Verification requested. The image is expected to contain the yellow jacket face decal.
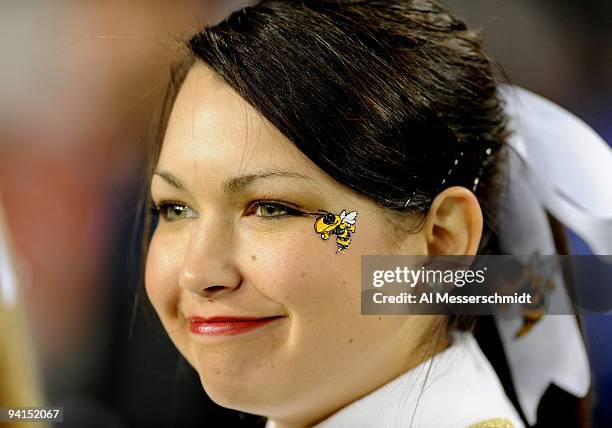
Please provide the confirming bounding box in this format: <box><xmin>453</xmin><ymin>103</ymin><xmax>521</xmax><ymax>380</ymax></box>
<box><xmin>313</xmin><ymin>210</ymin><xmax>357</xmax><ymax>253</ymax></box>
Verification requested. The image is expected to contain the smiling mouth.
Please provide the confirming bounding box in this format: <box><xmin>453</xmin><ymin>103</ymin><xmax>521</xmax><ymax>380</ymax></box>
<box><xmin>187</xmin><ymin>316</ymin><xmax>285</xmax><ymax>336</ymax></box>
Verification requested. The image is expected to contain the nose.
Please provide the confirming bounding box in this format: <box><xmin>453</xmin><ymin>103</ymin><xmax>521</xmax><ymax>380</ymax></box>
<box><xmin>178</xmin><ymin>222</ymin><xmax>242</xmax><ymax>298</ymax></box>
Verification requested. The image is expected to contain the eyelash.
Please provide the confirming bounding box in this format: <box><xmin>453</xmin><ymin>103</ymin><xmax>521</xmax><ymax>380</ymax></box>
<box><xmin>150</xmin><ymin>200</ymin><xmax>193</xmax><ymax>222</ymax></box>
<box><xmin>149</xmin><ymin>199</ymin><xmax>304</xmax><ymax>222</ymax></box>
<box><xmin>249</xmin><ymin>200</ymin><xmax>304</xmax><ymax>220</ymax></box>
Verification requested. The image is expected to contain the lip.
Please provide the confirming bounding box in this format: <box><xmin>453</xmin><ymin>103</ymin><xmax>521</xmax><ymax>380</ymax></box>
<box><xmin>187</xmin><ymin>316</ymin><xmax>285</xmax><ymax>336</ymax></box>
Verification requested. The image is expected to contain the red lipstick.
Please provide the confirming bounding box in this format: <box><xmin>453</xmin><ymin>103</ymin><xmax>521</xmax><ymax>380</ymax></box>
<box><xmin>187</xmin><ymin>316</ymin><xmax>283</xmax><ymax>336</ymax></box>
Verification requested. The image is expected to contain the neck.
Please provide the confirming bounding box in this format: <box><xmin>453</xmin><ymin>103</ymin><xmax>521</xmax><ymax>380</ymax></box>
<box><xmin>267</xmin><ymin>323</ymin><xmax>452</xmax><ymax>428</ymax></box>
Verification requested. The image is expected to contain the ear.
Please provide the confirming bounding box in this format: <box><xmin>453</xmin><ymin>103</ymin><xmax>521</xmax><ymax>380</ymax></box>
<box><xmin>422</xmin><ymin>186</ymin><xmax>483</xmax><ymax>256</ymax></box>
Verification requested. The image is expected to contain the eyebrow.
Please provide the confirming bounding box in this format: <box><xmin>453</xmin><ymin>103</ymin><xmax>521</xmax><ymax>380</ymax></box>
<box><xmin>154</xmin><ymin>170</ymin><xmax>187</xmax><ymax>191</ymax></box>
<box><xmin>153</xmin><ymin>169</ymin><xmax>313</xmax><ymax>194</ymax></box>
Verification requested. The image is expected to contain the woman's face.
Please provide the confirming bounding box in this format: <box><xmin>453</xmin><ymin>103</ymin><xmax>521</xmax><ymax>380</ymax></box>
<box><xmin>146</xmin><ymin>62</ymin><xmax>436</xmax><ymax>424</ymax></box>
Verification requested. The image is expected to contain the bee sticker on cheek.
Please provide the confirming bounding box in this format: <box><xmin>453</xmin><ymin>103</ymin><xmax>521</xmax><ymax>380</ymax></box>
<box><xmin>313</xmin><ymin>210</ymin><xmax>357</xmax><ymax>254</ymax></box>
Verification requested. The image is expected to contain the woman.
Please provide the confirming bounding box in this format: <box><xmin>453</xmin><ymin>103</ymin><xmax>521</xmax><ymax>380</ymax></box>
<box><xmin>143</xmin><ymin>1</ymin><xmax>587</xmax><ymax>426</ymax></box>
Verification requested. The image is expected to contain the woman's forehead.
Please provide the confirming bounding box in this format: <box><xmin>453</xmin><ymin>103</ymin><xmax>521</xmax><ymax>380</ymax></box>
<box><xmin>157</xmin><ymin>62</ymin><xmax>335</xmax><ymax>190</ymax></box>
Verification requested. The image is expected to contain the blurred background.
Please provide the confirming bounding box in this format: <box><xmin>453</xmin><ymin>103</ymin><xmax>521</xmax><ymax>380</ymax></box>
<box><xmin>0</xmin><ymin>0</ymin><xmax>610</xmax><ymax>427</ymax></box>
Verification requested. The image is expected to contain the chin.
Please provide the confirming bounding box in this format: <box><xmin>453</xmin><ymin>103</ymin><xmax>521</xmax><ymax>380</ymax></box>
<box><xmin>197</xmin><ymin>370</ymin><xmax>279</xmax><ymax>415</ymax></box>
<box><xmin>185</xmin><ymin>334</ymin><xmax>295</xmax><ymax>414</ymax></box>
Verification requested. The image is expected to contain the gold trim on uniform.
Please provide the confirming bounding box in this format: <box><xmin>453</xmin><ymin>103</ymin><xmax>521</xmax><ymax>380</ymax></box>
<box><xmin>467</xmin><ymin>418</ymin><xmax>516</xmax><ymax>428</ymax></box>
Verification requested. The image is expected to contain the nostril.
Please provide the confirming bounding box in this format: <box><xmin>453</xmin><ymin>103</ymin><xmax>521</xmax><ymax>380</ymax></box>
<box><xmin>203</xmin><ymin>285</ymin><xmax>226</xmax><ymax>293</ymax></box>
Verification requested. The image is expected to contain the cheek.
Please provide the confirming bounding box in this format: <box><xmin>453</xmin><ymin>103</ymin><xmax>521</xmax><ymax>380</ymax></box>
<box><xmin>243</xmin><ymin>218</ymin><xmax>402</xmax><ymax>335</ymax></box>
<box><xmin>240</xmin><ymin>221</ymin><xmax>406</xmax><ymax>372</ymax></box>
<box><xmin>242</xmin><ymin>224</ymin><xmax>361</xmax><ymax>315</ymax></box>
<box><xmin>145</xmin><ymin>232</ymin><xmax>181</xmax><ymax>321</ymax></box>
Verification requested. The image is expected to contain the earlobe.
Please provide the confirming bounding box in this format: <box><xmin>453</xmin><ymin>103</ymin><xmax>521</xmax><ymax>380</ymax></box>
<box><xmin>423</xmin><ymin>186</ymin><xmax>483</xmax><ymax>256</ymax></box>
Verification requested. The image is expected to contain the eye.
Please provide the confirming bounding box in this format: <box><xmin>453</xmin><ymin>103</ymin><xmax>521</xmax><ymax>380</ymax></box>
<box><xmin>250</xmin><ymin>201</ymin><xmax>302</xmax><ymax>220</ymax></box>
<box><xmin>151</xmin><ymin>201</ymin><xmax>198</xmax><ymax>222</ymax></box>
<box><xmin>323</xmin><ymin>214</ymin><xmax>336</xmax><ymax>224</ymax></box>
